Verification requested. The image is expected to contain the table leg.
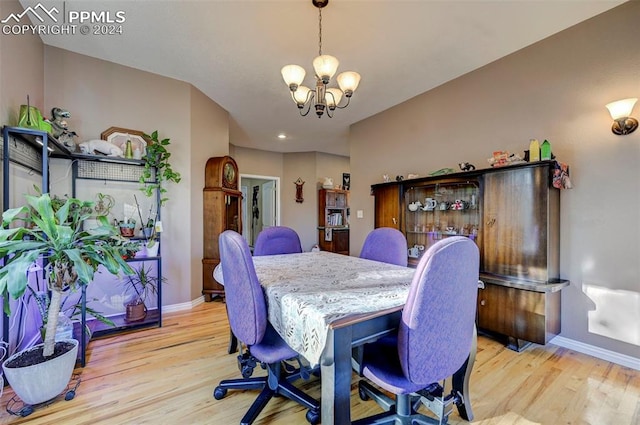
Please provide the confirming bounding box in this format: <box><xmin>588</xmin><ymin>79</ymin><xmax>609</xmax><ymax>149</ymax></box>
<box><xmin>321</xmin><ymin>326</ymin><xmax>353</xmax><ymax>425</ymax></box>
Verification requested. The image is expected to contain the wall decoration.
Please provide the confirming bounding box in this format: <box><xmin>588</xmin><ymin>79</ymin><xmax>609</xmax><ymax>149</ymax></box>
<box><xmin>294</xmin><ymin>177</ymin><xmax>305</xmax><ymax>203</ymax></box>
<box><xmin>342</xmin><ymin>173</ymin><xmax>350</xmax><ymax>191</ymax></box>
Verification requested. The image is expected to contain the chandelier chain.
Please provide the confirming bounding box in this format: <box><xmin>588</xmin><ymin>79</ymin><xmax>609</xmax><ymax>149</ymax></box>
<box><xmin>318</xmin><ymin>8</ymin><xmax>322</xmax><ymax>56</ymax></box>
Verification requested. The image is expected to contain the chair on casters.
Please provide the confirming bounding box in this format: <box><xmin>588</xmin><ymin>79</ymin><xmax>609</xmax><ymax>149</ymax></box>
<box><xmin>353</xmin><ymin>236</ymin><xmax>479</xmax><ymax>425</ymax></box>
<box><xmin>253</xmin><ymin>226</ymin><xmax>302</xmax><ymax>256</ymax></box>
<box><xmin>214</xmin><ymin>230</ymin><xmax>320</xmax><ymax>425</ymax></box>
<box><xmin>360</xmin><ymin>227</ymin><xmax>408</xmax><ymax>267</ymax></box>
<box><xmin>227</xmin><ymin>226</ymin><xmax>302</xmax><ymax>355</ymax></box>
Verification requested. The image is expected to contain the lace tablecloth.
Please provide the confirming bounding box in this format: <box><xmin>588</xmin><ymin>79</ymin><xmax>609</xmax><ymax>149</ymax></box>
<box><xmin>251</xmin><ymin>251</ymin><xmax>415</xmax><ymax>365</ymax></box>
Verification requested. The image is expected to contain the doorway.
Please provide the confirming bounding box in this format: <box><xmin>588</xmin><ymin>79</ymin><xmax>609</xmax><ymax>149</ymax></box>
<box><xmin>240</xmin><ymin>174</ymin><xmax>280</xmax><ymax>247</ymax></box>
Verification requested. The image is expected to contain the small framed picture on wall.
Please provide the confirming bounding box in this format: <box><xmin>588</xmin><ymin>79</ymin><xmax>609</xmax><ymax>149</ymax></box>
<box><xmin>342</xmin><ymin>173</ymin><xmax>350</xmax><ymax>191</ymax></box>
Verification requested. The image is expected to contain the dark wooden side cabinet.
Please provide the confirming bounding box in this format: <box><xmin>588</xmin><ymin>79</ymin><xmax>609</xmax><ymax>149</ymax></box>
<box><xmin>371</xmin><ymin>183</ymin><xmax>401</xmax><ymax>229</ymax></box>
<box><xmin>202</xmin><ymin>156</ymin><xmax>242</xmax><ymax>301</ymax></box>
<box><xmin>371</xmin><ymin>161</ymin><xmax>568</xmax><ymax>350</ymax></box>
<box><xmin>318</xmin><ymin>188</ymin><xmax>350</xmax><ymax>255</ymax></box>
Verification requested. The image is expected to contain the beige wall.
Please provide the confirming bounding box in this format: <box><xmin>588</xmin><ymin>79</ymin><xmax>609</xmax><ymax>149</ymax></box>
<box><xmin>350</xmin><ymin>2</ymin><xmax>640</xmax><ymax>359</ymax></box>
<box><xmin>231</xmin><ymin>147</ymin><xmax>349</xmax><ymax>251</ymax></box>
<box><xmin>190</xmin><ymin>86</ymin><xmax>229</xmax><ymax>300</ymax></box>
<box><xmin>41</xmin><ymin>47</ymin><xmax>229</xmax><ymax>306</ymax></box>
<box><xmin>231</xmin><ymin>145</ymin><xmax>283</xmax><ymax>177</ymax></box>
<box><xmin>282</xmin><ymin>152</ymin><xmax>318</xmax><ymax>251</ymax></box>
<box><xmin>0</xmin><ymin>1</ymin><xmax>44</xmax><ymax>127</ymax></box>
<box><xmin>315</xmin><ymin>152</ymin><xmax>350</xmax><ymax>191</ymax></box>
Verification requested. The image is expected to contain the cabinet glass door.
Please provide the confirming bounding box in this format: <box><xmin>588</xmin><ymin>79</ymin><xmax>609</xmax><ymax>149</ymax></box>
<box><xmin>225</xmin><ymin>194</ymin><xmax>240</xmax><ymax>232</ymax></box>
<box><xmin>404</xmin><ymin>180</ymin><xmax>480</xmax><ymax>266</ymax></box>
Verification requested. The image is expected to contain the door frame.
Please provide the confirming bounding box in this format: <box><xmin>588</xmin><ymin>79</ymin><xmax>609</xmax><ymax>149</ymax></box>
<box><xmin>239</xmin><ymin>174</ymin><xmax>281</xmax><ymax>243</ymax></box>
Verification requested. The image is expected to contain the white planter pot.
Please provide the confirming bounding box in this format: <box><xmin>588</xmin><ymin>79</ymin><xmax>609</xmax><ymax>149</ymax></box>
<box><xmin>145</xmin><ymin>241</ymin><xmax>159</xmax><ymax>257</ymax></box>
<box><xmin>134</xmin><ymin>241</ymin><xmax>159</xmax><ymax>258</ymax></box>
<box><xmin>2</xmin><ymin>339</ymin><xmax>78</xmax><ymax>405</ymax></box>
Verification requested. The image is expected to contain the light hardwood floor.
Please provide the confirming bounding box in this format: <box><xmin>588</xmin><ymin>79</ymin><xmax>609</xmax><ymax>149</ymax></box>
<box><xmin>0</xmin><ymin>301</ymin><xmax>637</xmax><ymax>425</ymax></box>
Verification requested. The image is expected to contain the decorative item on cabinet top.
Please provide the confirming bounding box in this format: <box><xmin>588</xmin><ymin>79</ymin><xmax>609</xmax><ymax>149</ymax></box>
<box><xmin>205</xmin><ymin>156</ymin><xmax>239</xmax><ymax>191</ymax></box>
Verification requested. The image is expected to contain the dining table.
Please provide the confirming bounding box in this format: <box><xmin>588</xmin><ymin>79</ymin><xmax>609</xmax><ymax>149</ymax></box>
<box><xmin>215</xmin><ymin>250</ymin><xmax>476</xmax><ymax>425</ymax></box>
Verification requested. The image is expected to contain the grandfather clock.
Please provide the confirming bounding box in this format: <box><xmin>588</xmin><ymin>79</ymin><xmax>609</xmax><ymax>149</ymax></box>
<box><xmin>202</xmin><ymin>156</ymin><xmax>242</xmax><ymax>301</ymax></box>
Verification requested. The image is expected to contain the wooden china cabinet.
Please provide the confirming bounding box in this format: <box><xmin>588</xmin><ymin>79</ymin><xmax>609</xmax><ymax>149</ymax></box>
<box><xmin>202</xmin><ymin>156</ymin><xmax>242</xmax><ymax>301</ymax></box>
<box><xmin>371</xmin><ymin>161</ymin><xmax>569</xmax><ymax>350</ymax></box>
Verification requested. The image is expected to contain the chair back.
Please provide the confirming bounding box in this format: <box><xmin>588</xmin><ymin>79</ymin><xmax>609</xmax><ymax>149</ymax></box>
<box><xmin>254</xmin><ymin>226</ymin><xmax>302</xmax><ymax>256</ymax></box>
<box><xmin>398</xmin><ymin>236</ymin><xmax>479</xmax><ymax>385</ymax></box>
<box><xmin>219</xmin><ymin>230</ymin><xmax>267</xmax><ymax>346</ymax></box>
<box><xmin>360</xmin><ymin>227</ymin><xmax>408</xmax><ymax>267</ymax></box>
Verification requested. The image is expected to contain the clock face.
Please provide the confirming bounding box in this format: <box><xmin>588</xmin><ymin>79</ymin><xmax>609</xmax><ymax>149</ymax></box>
<box><xmin>223</xmin><ymin>162</ymin><xmax>236</xmax><ymax>186</ymax></box>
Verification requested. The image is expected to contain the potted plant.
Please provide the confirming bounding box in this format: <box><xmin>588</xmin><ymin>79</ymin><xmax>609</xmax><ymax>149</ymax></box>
<box><xmin>0</xmin><ymin>193</ymin><xmax>138</xmax><ymax>406</ymax></box>
<box><xmin>123</xmin><ymin>263</ymin><xmax>166</xmax><ymax>322</ymax></box>
<box><xmin>140</xmin><ymin>130</ymin><xmax>182</xmax><ymax>206</ymax></box>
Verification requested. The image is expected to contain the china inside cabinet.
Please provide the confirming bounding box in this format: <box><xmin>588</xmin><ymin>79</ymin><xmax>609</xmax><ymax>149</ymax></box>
<box><xmin>403</xmin><ymin>179</ymin><xmax>480</xmax><ymax>267</ymax></box>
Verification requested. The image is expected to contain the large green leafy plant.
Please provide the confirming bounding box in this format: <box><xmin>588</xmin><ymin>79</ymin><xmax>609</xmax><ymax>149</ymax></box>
<box><xmin>0</xmin><ymin>193</ymin><xmax>138</xmax><ymax>359</ymax></box>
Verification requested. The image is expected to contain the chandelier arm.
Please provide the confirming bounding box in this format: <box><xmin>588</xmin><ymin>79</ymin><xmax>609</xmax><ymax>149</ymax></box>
<box><xmin>335</xmin><ymin>95</ymin><xmax>352</xmax><ymax>110</ymax></box>
<box><xmin>325</xmin><ymin>107</ymin><xmax>334</xmax><ymax>118</ymax></box>
<box><xmin>299</xmin><ymin>92</ymin><xmax>314</xmax><ymax>117</ymax></box>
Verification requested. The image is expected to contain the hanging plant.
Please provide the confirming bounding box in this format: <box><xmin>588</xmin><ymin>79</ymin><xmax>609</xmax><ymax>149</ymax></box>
<box><xmin>140</xmin><ymin>130</ymin><xmax>182</xmax><ymax>206</ymax></box>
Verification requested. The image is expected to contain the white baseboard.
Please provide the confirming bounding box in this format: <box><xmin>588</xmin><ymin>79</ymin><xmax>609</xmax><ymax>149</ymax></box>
<box><xmin>162</xmin><ymin>296</ymin><xmax>205</xmax><ymax>313</ymax></box>
<box><xmin>550</xmin><ymin>336</ymin><xmax>640</xmax><ymax>371</ymax></box>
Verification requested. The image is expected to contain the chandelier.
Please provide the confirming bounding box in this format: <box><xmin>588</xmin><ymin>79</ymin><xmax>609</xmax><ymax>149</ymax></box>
<box><xmin>281</xmin><ymin>0</ymin><xmax>361</xmax><ymax>118</ymax></box>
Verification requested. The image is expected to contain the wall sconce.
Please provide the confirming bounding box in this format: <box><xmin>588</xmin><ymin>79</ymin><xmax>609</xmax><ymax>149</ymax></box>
<box><xmin>605</xmin><ymin>98</ymin><xmax>638</xmax><ymax>135</ymax></box>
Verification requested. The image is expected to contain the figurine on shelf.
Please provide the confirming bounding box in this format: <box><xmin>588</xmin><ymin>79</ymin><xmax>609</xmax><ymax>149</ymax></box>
<box><xmin>79</xmin><ymin>139</ymin><xmax>123</xmax><ymax>156</ymax></box>
<box><xmin>48</xmin><ymin>107</ymin><xmax>78</xmax><ymax>147</ymax></box>
<box><xmin>459</xmin><ymin>162</ymin><xmax>476</xmax><ymax>171</ymax></box>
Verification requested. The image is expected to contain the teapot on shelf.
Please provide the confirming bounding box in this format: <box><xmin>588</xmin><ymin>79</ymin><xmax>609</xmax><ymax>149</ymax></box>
<box><xmin>408</xmin><ymin>201</ymin><xmax>422</xmax><ymax>211</ymax></box>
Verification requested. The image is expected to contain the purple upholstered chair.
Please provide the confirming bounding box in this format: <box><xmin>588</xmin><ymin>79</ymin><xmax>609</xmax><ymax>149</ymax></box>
<box><xmin>360</xmin><ymin>227</ymin><xmax>408</xmax><ymax>267</ymax></box>
<box><xmin>353</xmin><ymin>236</ymin><xmax>479</xmax><ymax>425</ymax></box>
<box><xmin>227</xmin><ymin>226</ymin><xmax>302</xmax><ymax>354</ymax></box>
<box><xmin>214</xmin><ymin>230</ymin><xmax>320</xmax><ymax>425</ymax></box>
<box><xmin>253</xmin><ymin>226</ymin><xmax>302</xmax><ymax>256</ymax></box>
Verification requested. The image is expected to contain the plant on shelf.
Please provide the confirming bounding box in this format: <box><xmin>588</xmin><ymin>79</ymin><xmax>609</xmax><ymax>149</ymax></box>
<box><xmin>0</xmin><ymin>192</ymin><xmax>139</xmax><ymax>406</ymax></box>
<box><xmin>133</xmin><ymin>194</ymin><xmax>159</xmax><ymax>256</ymax></box>
<box><xmin>84</xmin><ymin>192</ymin><xmax>115</xmax><ymax>231</ymax></box>
<box><xmin>140</xmin><ymin>130</ymin><xmax>182</xmax><ymax>206</ymax></box>
<box><xmin>123</xmin><ymin>263</ymin><xmax>167</xmax><ymax>322</ymax></box>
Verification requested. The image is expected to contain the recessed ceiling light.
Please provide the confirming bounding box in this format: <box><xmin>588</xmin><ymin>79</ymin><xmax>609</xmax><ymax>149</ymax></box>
<box><xmin>277</xmin><ymin>133</ymin><xmax>287</xmax><ymax>139</ymax></box>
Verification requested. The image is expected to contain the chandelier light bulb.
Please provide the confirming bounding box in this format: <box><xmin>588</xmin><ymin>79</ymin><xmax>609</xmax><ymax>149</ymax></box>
<box><xmin>313</xmin><ymin>55</ymin><xmax>339</xmax><ymax>84</ymax></box>
<box><xmin>281</xmin><ymin>65</ymin><xmax>306</xmax><ymax>91</ymax></box>
<box><xmin>325</xmin><ymin>88</ymin><xmax>343</xmax><ymax>109</ymax></box>
<box><xmin>337</xmin><ymin>71</ymin><xmax>361</xmax><ymax>97</ymax></box>
<box><xmin>293</xmin><ymin>86</ymin><xmax>312</xmax><ymax>107</ymax></box>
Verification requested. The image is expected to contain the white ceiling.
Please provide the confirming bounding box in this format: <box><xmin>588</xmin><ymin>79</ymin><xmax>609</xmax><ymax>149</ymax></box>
<box><xmin>20</xmin><ymin>0</ymin><xmax>626</xmax><ymax>156</ymax></box>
